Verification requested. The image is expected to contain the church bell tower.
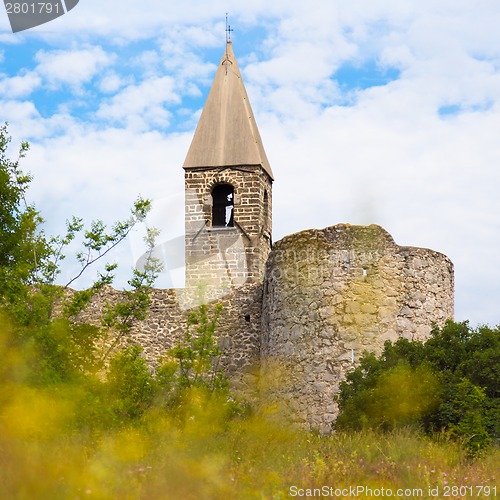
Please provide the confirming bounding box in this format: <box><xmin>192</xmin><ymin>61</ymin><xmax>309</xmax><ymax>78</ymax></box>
<box><xmin>183</xmin><ymin>40</ymin><xmax>274</xmax><ymax>289</ymax></box>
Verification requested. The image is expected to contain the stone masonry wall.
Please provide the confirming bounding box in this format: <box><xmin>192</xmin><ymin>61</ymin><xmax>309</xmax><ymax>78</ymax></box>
<box><xmin>260</xmin><ymin>224</ymin><xmax>454</xmax><ymax>433</ymax></box>
<box><xmin>184</xmin><ymin>165</ymin><xmax>272</xmax><ymax>288</ymax></box>
<box><xmin>76</xmin><ymin>283</ymin><xmax>263</xmax><ymax>390</ymax></box>
<box><xmin>72</xmin><ymin>223</ymin><xmax>453</xmax><ymax>432</ymax></box>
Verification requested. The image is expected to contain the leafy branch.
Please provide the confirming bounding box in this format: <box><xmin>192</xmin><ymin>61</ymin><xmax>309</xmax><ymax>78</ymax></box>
<box><xmin>64</xmin><ymin>198</ymin><xmax>151</xmax><ymax>288</ymax></box>
<box><xmin>165</xmin><ymin>303</ymin><xmax>228</xmax><ymax>392</ymax></box>
<box><xmin>99</xmin><ymin>227</ymin><xmax>163</xmax><ymax>361</ymax></box>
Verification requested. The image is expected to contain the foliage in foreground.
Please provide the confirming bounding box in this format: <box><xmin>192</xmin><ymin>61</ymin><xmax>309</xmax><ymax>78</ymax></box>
<box><xmin>336</xmin><ymin>320</ymin><xmax>500</xmax><ymax>458</ymax></box>
<box><xmin>1</xmin><ymin>364</ymin><xmax>498</xmax><ymax>499</ymax></box>
<box><xmin>0</xmin><ymin>123</ymin><xmax>165</xmax><ymax>385</ymax></box>
<box><xmin>1</xmin><ymin>308</ymin><xmax>499</xmax><ymax>498</ymax></box>
<box><xmin>1</xmin><ymin>124</ymin><xmax>498</xmax><ymax>497</ymax></box>
<box><xmin>1</xmin><ymin>306</ymin><xmax>499</xmax><ymax>498</ymax></box>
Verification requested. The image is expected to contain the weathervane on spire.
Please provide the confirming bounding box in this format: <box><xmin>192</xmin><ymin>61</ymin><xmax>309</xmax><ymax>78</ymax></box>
<box><xmin>225</xmin><ymin>13</ymin><xmax>234</xmax><ymax>42</ymax></box>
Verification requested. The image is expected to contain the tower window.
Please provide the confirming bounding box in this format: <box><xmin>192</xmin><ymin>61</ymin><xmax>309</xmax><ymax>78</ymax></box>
<box><xmin>212</xmin><ymin>184</ymin><xmax>234</xmax><ymax>227</ymax></box>
<box><xmin>263</xmin><ymin>190</ymin><xmax>269</xmax><ymax>229</ymax></box>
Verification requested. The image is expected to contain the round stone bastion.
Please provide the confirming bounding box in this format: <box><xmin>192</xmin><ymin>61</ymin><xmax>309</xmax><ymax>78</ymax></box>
<box><xmin>260</xmin><ymin>224</ymin><xmax>454</xmax><ymax>433</ymax></box>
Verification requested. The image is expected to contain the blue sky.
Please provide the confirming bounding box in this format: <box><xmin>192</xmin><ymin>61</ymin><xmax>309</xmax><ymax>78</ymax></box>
<box><xmin>1</xmin><ymin>1</ymin><xmax>500</xmax><ymax>326</ymax></box>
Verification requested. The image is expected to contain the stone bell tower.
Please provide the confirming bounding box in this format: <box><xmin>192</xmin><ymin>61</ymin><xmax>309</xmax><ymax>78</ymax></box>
<box><xmin>183</xmin><ymin>40</ymin><xmax>274</xmax><ymax>290</ymax></box>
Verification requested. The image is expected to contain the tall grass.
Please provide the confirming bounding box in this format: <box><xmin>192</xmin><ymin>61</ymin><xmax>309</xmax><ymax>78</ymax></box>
<box><xmin>1</xmin><ymin>386</ymin><xmax>497</xmax><ymax>499</ymax></box>
<box><xmin>1</xmin><ymin>313</ymin><xmax>497</xmax><ymax>498</ymax></box>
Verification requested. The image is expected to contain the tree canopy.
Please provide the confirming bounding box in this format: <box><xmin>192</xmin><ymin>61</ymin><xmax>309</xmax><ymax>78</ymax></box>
<box><xmin>336</xmin><ymin>320</ymin><xmax>500</xmax><ymax>457</ymax></box>
<box><xmin>0</xmin><ymin>123</ymin><xmax>230</xmax><ymax>428</ymax></box>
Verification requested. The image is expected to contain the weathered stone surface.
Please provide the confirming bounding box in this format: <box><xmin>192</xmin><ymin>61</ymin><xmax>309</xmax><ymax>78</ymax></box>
<box><xmin>74</xmin><ymin>284</ymin><xmax>263</xmax><ymax>390</ymax></box>
<box><xmin>260</xmin><ymin>224</ymin><xmax>454</xmax><ymax>433</ymax></box>
<box><xmin>72</xmin><ymin>223</ymin><xmax>453</xmax><ymax>434</ymax></box>
<box><xmin>184</xmin><ymin>166</ymin><xmax>272</xmax><ymax>288</ymax></box>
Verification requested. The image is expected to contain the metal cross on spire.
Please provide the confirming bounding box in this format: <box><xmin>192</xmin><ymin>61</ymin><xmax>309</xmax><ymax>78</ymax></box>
<box><xmin>225</xmin><ymin>13</ymin><xmax>234</xmax><ymax>42</ymax></box>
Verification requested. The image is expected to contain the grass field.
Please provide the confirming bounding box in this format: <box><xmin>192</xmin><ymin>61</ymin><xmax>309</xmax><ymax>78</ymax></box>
<box><xmin>1</xmin><ymin>389</ymin><xmax>497</xmax><ymax>499</ymax></box>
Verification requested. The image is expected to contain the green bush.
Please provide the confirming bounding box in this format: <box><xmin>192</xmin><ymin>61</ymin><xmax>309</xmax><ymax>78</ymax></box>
<box><xmin>107</xmin><ymin>345</ymin><xmax>156</xmax><ymax>422</ymax></box>
<box><xmin>336</xmin><ymin>320</ymin><xmax>500</xmax><ymax>457</ymax></box>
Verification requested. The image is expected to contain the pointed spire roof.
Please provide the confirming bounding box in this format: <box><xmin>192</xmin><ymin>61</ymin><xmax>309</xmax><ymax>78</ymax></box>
<box><xmin>183</xmin><ymin>41</ymin><xmax>274</xmax><ymax>179</ymax></box>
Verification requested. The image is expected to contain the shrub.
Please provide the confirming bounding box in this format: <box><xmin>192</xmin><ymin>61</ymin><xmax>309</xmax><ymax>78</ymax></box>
<box><xmin>336</xmin><ymin>321</ymin><xmax>499</xmax><ymax>458</ymax></box>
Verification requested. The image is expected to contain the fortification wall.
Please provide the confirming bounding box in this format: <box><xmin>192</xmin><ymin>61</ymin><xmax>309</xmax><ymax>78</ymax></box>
<box><xmin>76</xmin><ymin>284</ymin><xmax>263</xmax><ymax>388</ymax></box>
<box><xmin>260</xmin><ymin>224</ymin><xmax>454</xmax><ymax>433</ymax></box>
<box><xmin>72</xmin><ymin>223</ymin><xmax>454</xmax><ymax>432</ymax></box>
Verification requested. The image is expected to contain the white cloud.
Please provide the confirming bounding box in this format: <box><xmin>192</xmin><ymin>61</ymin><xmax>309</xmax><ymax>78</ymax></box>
<box><xmin>35</xmin><ymin>46</ymin><xmax>114</xmax><ymax>89</ymax></box>
<box><xmin>96</xmin><ymin>76</ymin><xmax>179</xmax><ymax>130</ymax></box>
<box><xmin>0</xmin><ymin>100</ymin><xmax>41</xmax><ymax>129</ymax></box>
<box><xmin>130</xmin><ymin>50</ymin><xmax>161</xmax><ymax>75</ymax></box>
<box><xmin>158</xmin><ymin>34</ymin><xmax>218</xmax><ymax>83</ymax></box>
<box><xmin>98</xmin><ymin>72</ymin><xmax>127</xmax><ymax>93</ymax></box>
<box><xmin>0</xmin><ymin>31</ymin><xmax>24</xmax><ymax>44</ymax></box>
<box><xmin>0</xmin><ymin>72</ymin><xmax>41</xmax><ymax>98</ymax></box>
<box><xmin>23</xmin><ymin>125</ymin><xmax>190</xmax><ymax>288</ymax></box>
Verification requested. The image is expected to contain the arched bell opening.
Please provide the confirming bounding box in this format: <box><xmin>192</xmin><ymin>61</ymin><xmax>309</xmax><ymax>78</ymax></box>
<box><xmin>212</xmin><ymin>183</ymin><xmax>234</xmax><ymax>227</ymax></box>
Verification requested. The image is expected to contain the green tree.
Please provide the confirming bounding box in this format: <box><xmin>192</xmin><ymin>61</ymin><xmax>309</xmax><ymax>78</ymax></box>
<box><xmin>438</xmin><ymin>378</ymin><xmax>491</xmax><ymax>457</ymax></box>
<box><xmin>166</xmin><ymin>303</ymin><xmax>227</xmax><ymax>391</ymax></box>
<box><xmin>336</xmin><ymin>321</ymin><xmax>500</xmax><ymax>458</ymax></box>
<box><xmin>0</xmin><ymin>123</ymin><xmax>55</xmax><ymax>324</ymax></box>
<box><xmin>106</xmin><ymin>345</ymin><xmax>156</xmax><ymax>421</ymax></box>
<box><xmin>0</xmin><ymin>123</ymin><xmax>160</xmax><ymax>386</ymax></box>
